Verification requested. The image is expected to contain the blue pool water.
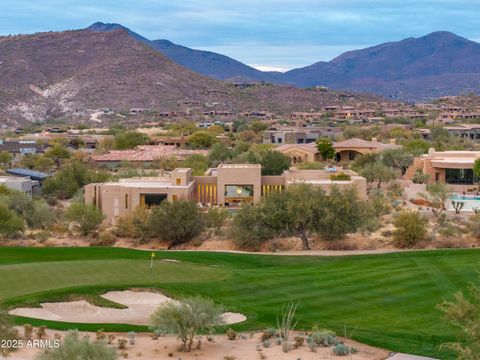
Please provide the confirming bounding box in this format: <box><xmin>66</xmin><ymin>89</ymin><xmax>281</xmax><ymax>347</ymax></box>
<box><xmin>449</xmin><ymin>195</ymin><xmax>480</xmax><ymax>212</ymax></box>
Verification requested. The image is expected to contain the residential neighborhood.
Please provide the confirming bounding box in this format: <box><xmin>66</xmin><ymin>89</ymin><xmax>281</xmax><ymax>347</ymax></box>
<box><xmin>2</xmin><ymin>1</ymin><xmax>480</xmax><ymax>360</ymax></box>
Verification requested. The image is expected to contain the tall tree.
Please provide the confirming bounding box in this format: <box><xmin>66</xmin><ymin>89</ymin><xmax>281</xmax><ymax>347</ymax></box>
<box><xmin>316</xmin><ymin>138</ymin><xmax>335</xmax><ymax>160</ymax></box>
<box><xmin>381</xmin><ymin>148</ymin><xmax>413</xmax><ymax>175</ymax></box>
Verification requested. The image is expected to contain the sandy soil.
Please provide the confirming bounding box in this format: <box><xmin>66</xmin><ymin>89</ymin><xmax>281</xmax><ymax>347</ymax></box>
<box><xmin>9</xmin><ymin>290</ymin><xmax>246</xmax><ymax>326</ymax></box>
<box><xmin>10</xmin><ymin>328</ymin><xmax>391</xmax><ymax>360</ymax></box>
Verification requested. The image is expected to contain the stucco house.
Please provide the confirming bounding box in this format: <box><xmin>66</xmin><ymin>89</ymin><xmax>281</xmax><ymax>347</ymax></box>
<box><xmin>85</xmin><ymin>164</ymin><xmax>366</xmax><ymax>224</ymax></box>
<box><xmin>333</xmin><ymin>138</ymin><xmax>400</xmax><ymax>162</ymax></box>
<box><xmin>404</xmin><ymin>148</ymin><xmax>480</xmax><ymax>191</ymax></box>
<box><xmin>274</xmin><ymin>144</ymin><xmax>320</xmax><ymax>163</ymax></box>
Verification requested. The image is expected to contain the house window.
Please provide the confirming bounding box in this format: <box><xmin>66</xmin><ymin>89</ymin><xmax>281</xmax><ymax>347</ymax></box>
<box><xmin>176</xmin><ymin>178</ymin><xmax>181</xmax><ymax>185</ymax></box>
<box><xmin>224</xmin><ymin>185</ymin><xmax>254</xmax><ymax>206</ymax></box>
<box><xmin>140</xmin><ymin>194</ymin><xmax>167</xmax><ymax>207</ymax></box>
<box><xmin>349</xmin><ymin>151</ymin><xmax>356</xmax><ymax>160</ymax></box>
<box><xmin>125</xmin><ymin>194</ymin><xmax>128</xmax><ymax>209</ymax></box>
<box><xmin>445</xmin><ymin>169</ymin><xmax>476</xmax><ymax>184</ymax></box>
<box><xmin>172</xmin><ymin>195</ymin><xmax>177</xmax><ymax>201</ymax></box>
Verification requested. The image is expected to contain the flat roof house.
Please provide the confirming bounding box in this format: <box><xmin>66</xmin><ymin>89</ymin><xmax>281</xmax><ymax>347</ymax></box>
<box><xmin>404</xmin><ymin>149</ymin><xmax>480</xmax><ymax>190</ymax></box>
<box><xmin>86</xmin><ymin>164</ymin><xmax>366</xmax><ymax>224</ymax></box>
<box><xmin>0</xmin><ymin>176</ymin><xmax>38</xmax><ymax>196</ymax></box>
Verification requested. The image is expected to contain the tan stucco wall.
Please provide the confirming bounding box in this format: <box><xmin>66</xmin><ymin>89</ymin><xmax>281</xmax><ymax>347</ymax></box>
<box><xmin>278</xmin><ymin>147</ymin><xmax>318</xmax><ymax>163</ymax></box>
<box><xmin>216</xmin><ymin>165</ymin><xmax>262</xmax><ymax>205</ymax></box>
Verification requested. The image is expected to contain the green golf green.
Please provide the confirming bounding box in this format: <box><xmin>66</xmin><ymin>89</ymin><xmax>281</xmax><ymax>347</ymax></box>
<box><xmin>1</xmin><ymin>247</ymin><xmax>478</xmax><ymax>359</ymax></box>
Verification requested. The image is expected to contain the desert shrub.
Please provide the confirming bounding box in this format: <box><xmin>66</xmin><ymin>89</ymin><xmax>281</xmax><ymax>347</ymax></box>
<box><xmin>296</xmin><ymin>162</ymin><xmax>323</xmax><ymax>170</ymax></box>
<box><xmin>90</xmin><ymin>231</ymin><xmax>117</xmax><ymax>246</ymax></box>
<box><xmin>148</xmin><ymin>201</ymin><xmax>204</xmax><ymax>248</ymax></box>
<box><xmin>36</xmin><ymin>326</ymin><xmax>46</xmax><ymax>339</ymax></box>
<box><xmin>294</xmin><ymin>335</ymin><xmax>305</xmax><ymax>348</ymax></box>
<box><xmin>468</xmin><ymin>213</ymin><xmax>480</xmax><ymax>239</ymax></box>
<box><xmin>438</xmin><ymin>222</ymin><xmax>462</xmax><ymax>239</ymax></box>
<box><xmin>231</xmin><ymin>204</ymin><xmax>273</xmax><ymax>250</ymax></box>
<box><xmin>205</xmin><ymin>207</ymin><xmax>229</xmax><ymax>231</ymax></box>
<box><xmin>0</xmin><ymin>310</ymin><xmax>19</xmax><ymax>358</ymax></box>
<box><xmin>35</xmin><ymin>230</ymin><xmax>50</xmax><ymax>244</ymax></box>
<box><xmin>329</xmin><ymin>172</ymin><xmax>351</xmax><ymax>181</ymax></box>
<box><xmin>36</xmin><ymin>330</ymin><xmax>117</xmax><ymax>360</ymax></box>
<box><xmin>65</xmin><ymin>202</ymin><xmax>105</xmax><ymax>236</ymax></box>
<box><xmin>24</xmin><ymin>324</ymin><xmax>33</xmax><ymax>340</ymax></box>
<box><xmin>43</xmin><ymin>161</ymin><xmax>110</xmax><ymax>199</ymax></box>
<box><xmin>28</xmin><ymin>200</ymin><xmax>55</xmax><ymax>229</ymax></box>
<box><xmin>0</xmin><ymin>203</ymin><xmax>24</xmax><ymax>238</ymax></box>
<box><xmin>309</xmin><ymin>329</ymin><xmax>336</xmax><ymax>347</ymax></box>
<box><xmin>114</xmin><ymin>131</ymin><xmax>149</xmax><ymax>150</ymax></box>
<box><xmin>393</xmin><ymin>210</ymin><xmax>427</xmax><ymax>248</ymax></box>
<box><xmin>226</xmin><ymin>328</ymin><xmax>237</xmax><ymax>340</ymax></box>
<box><xmin>114</xmin><ymin>206</ymin><xmax>151</xmax><ymax>241</ymax></box>
<box><xmin>332</xmin><ymin>343</ymin><xmax>350</xmax><ymax>356</ymax></box>
<box><xmin>317</xmin><ymin>187</ymin><xmax>366</xmax><ymax>241</ymax></box>
<box><xmin>412</xmin><ymin>168</ymin><xmax>429</xmax><ymax>184</ymax></box>
<box><xmin>277</xmin><ymin>302</ymin><xmax>298</xmax><ymax>353</ymax></box>
<box><xmin>437</xmin><ymin>280</ymin><xmax>480</xmax><ymax>358</ymax></box>
<box><xmin>150</xmin><ymin>296</ymin><xmax>224</xmax><ymax>352</ymax></box>
<box><xmin>368</xmin><ymin>189</ymin><xmax>391</xmax><ymax>217</ymax></box>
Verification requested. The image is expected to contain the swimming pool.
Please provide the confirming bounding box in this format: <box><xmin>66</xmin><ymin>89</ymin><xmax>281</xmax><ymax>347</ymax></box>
<box><xmin>449</xmin><ymin>194</ymin><xmax>480</xmax><ymax>212</ymax></box>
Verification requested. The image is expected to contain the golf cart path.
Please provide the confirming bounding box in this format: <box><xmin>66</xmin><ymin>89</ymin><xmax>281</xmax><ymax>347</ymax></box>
<box><xmin>140</xmin><ymin>247</ymin><xmax>464</xmax><ymax>257</ymax></box>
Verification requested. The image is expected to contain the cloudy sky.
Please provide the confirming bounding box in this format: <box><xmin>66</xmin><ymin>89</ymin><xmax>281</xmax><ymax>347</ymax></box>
<box><xmin>1</xmin><ymin>0</ymin><xmax>479</xmax><ymax>71</ymax></box>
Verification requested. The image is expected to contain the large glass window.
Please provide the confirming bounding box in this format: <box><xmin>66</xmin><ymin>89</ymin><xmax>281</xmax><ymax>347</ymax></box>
<box><xmin>140</xmin><ymin>194</ymin><xmax>167</xmax><ymax>207</ymax></box>
<box><xmin>225</xmin><ymin>185</ymin><xmax>254</xmax><ymax>198</ymax></box>
<box><xmin>224</xmin><ymin>185</ymin><xmax>254</xmax><ymax>206</ymax></box>
<box><xmin>445</xmin><ymin>169</ymin><xmax>477</xmax><ymax>185</ymax></box>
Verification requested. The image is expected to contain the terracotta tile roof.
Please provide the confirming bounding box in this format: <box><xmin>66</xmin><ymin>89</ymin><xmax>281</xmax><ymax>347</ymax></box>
<box><xmin>91</xmin><ymin>145</ymin><xmax>208</xmax><ymax>162</ymax></box>
<box><xmin>275</xmin><ymin>144</ymin><xmax>319</xmax><ymax>154</ymax></box>
<box><xmin>333</xmin><ymin>138</ymin><xmax>400</xmax><ymax>150</ymax></box>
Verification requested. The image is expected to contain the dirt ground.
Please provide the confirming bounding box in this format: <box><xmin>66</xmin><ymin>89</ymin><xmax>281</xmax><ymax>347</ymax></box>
<box><xmin>10</xmin><ymin>328</ymin><xmax>390</xmax><ymax>360</ymax></box>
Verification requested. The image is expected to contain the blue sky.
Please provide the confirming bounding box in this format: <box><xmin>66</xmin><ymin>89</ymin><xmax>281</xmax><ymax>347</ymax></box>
<box><xmin>1</xmin><ymin>0</ymin><xmax>479</xmax><ymax>71</ymax></box>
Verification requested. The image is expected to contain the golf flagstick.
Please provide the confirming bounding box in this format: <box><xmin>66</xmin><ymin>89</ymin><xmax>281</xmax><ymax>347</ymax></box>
<box><xmin>150</xmin><ymin>252</ymin><xmax>155</xmax><ymax>270</ymax></box>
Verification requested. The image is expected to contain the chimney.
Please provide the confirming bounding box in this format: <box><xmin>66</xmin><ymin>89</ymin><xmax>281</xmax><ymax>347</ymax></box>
<box><xmin>427</xmin><ymin>148</ymin><xmax>436</xmax><ymax>159</ymax></box>
<box><xmin>371</xmin><ymin>137</ymin><xmax>378</xmax><ymax>143</ymax></box>
<box><xmin>389</xmin><ymin>138</ymin><xmax>396</xmax><ymax>145</ymax></box>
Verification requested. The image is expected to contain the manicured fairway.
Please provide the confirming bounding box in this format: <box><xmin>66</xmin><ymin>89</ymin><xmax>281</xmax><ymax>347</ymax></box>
<box><xmin>1</xmin><ymin>247</ymin><xmax>479</xmax><ymax>358</ymax></box>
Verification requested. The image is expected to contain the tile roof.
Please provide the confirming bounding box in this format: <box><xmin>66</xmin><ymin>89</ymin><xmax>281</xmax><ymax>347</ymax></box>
<box><xmin>333</xmin><ymin>138</ymin><xmax>400</xmax><ymax>150</ymax></box>
<box><xmin>91</xmin><ymin>145</ymin><xmax>208</xmax><ymax>162</ymax></box>
<box><xmin>275</xmin><ymin>144</ymin><xmax>319</xmax><ymax>154</ymax></box>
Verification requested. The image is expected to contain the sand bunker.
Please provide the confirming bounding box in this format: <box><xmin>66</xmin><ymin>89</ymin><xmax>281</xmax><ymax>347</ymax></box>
<box><xmin>9</xmin><ymin>290</ymin><xmax>246</xmax><ymax>326</ymax></box>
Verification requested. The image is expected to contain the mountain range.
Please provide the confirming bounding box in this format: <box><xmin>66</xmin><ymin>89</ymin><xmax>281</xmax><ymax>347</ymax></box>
<box><xmin>88</xmin><ymin>23</ymin><xmax>480</xmax><ymax>100</ymax></box>
<box><xmin>0</xmin><ymin>27</ymin><xmax>375</xmax><ymax>125</ymax></box>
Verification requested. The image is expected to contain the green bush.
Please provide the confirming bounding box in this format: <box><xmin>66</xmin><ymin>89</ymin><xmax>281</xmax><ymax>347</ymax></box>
<box><xmin>149</xmin><ymin>201</ymin><xmax>204</xmax><ymax>247</ymax></box>
<box><xmin>43</xmin><ymin>161</ymin><xmax>111</xmax><ymax>199</ymax></box>
<box><xmin>0</xmin><ymin>310</ymin><xmax>19</xmax><ymax>358</ymax></box>
<box><xmin>231</xmin><ymin>204</ymin><xmax>272</xmax><ymax>250</ymax></box>
<box><xmin>0</xmin><ymin>203</ymin><xmax>24</xmax><ymax>238</ymax></box>
<box><xmin>332</xmin><ymin>343</ymin><xmax>350</xmax><ymax>356</ymax></box>
<box><xmin>150</xmin><ymin>296</ymin><xmax>223</xmax><ymax>352</ymax></box>
<box><xmin>393</xmin><ymin>210</ymin><xmax>427</xmax><ymax>248</ymax></box>
<box><xmin>36</xmin><ymin>330</ymin><xmax>117</xmax><ymax>360</ymax></box>
<box><xmin>468</xmin><ymin>213</ymin><xmax>480</xmax><ymax>239</ymax></box>
<box><xmin>329</xmin><ymin>172</ymin><xmax>351</xmax><ymax>181</ymax></box>
<box><xmin>114</xmin><ymin>206</ymin><xmax>151</xmax><ymax>241</ymax></box>
<box><xmin>66</xmin><ymin>202</ymin><xmax>105</xmax><ymax>236</ymax></box>
<box><xmin>205</xmin><ymin>207</ymin><xmax>229</xmax><ymax>231</ymax></box>
<box><xmin>309</xmin><ymin>330</ymin><xmax>336</xmax><ymax>347</ymax></box>
<box><xmin>90</xmin><ymin>231</ymin><xmax>117</xmax><ymax>246</ymax></box>
<box><xmin>114</xmin><ymin>131</ymin><xmax>149</xmax><ymax>150</ymax></box>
